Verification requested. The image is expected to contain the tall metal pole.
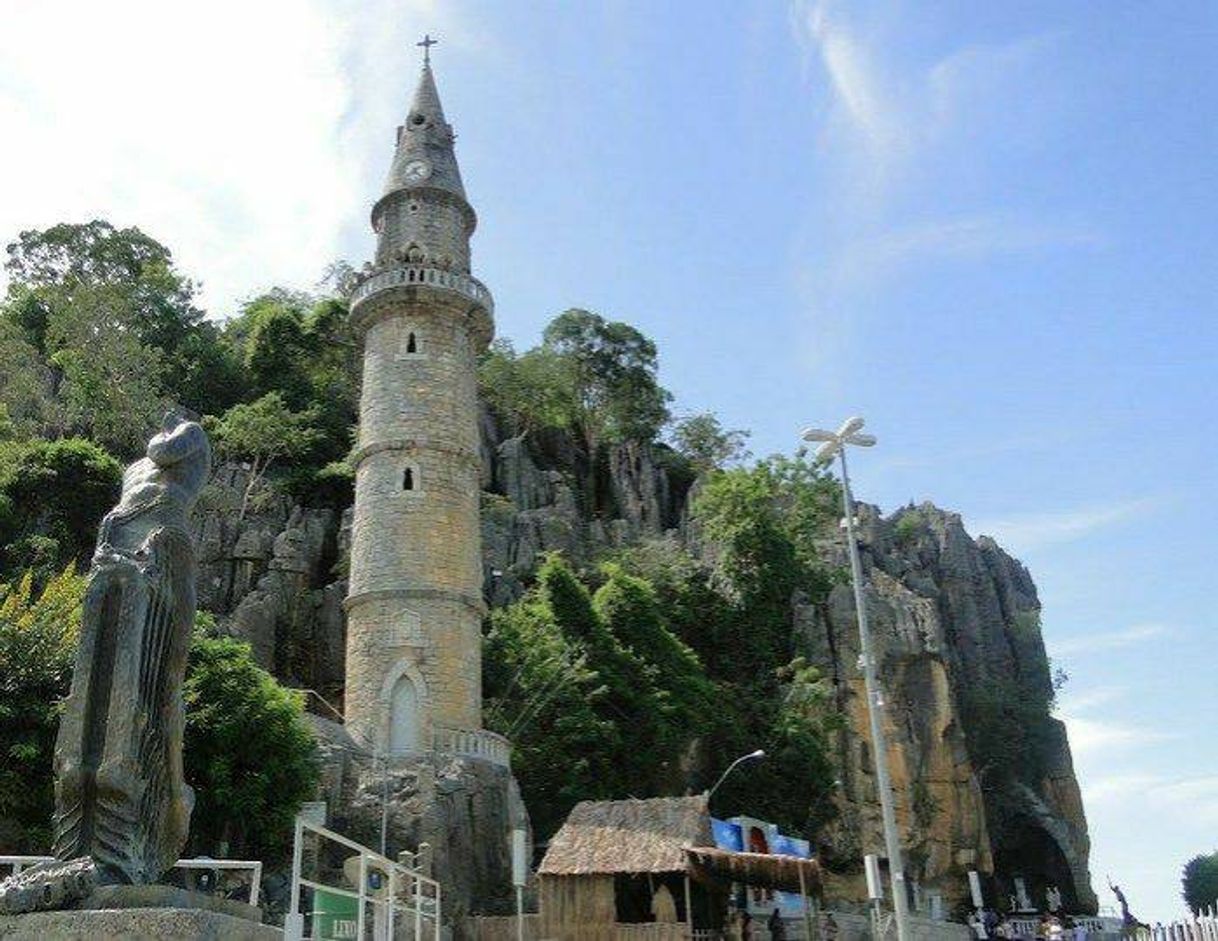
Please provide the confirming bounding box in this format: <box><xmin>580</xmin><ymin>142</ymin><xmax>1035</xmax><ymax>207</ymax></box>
<box><xmin>837</xmin><ymin>446</ymin><xmax>911</xmax><ymax>941</ymax></box>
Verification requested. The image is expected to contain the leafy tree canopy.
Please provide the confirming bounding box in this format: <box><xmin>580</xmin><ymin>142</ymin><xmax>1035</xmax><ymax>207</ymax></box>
<box><xmin>0</xmin><ymin>566</ymin><xmax>85</xmax><ymax>852</ymax></box>
<box><xmin>1184</xmin><ymin>852</ymin><xmax>1218</xmax><ymax>916</ymax></box>
<box><xmin>670</xmin><ymin>412</ymin><xmax>751</xmax><ymax>473</ymax></box>
<box><xmin>184</xmin><ymin>623</ymin><xmax>319</xmax><ymax>861</ymax></box>
<box><xmin>206</xmin><ymin>392</ymin><xmax>320</xmax><ymax>521</ymax></box>
<box><xmin>0</xmin><ymin>437</ymin><xmax>122</xmax><ymax>580</ymax></box>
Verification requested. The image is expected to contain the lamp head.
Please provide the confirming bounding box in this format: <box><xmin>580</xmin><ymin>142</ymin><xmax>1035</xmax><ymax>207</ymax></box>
<box><xmin>814</xmin><ymin>439</ymin><xmax>839</xmax><ymax>464</ymax></box>
<box><xmin>838</xmin><ymin>416</ymin><xmax>865</xmax><ymax>438</ymax></box>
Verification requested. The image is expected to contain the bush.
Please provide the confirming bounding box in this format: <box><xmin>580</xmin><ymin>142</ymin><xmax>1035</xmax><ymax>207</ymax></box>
<box><xmin>0</xmin><ymin>437</ymin><xmax>122</xmax><ymax>581</ymax></box>
<box><xmin>183</xmin><ymin>628</ymin><xmax>320</xmax><ymax>861</ymax></box>
<box><xmin>0</xmin><ymin>567</ymin><xmax>85</xmax><ymax>851</ymax></box>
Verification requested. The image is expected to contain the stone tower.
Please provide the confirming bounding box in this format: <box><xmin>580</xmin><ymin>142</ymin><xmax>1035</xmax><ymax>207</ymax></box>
<box><xmin>344</xmin><ymin>49</ymin><xmax>496</xmax><ymax>760</ymax></box>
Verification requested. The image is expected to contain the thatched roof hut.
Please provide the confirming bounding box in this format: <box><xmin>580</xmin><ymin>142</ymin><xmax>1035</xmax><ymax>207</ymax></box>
<box><xmin>540</xmin><ymin>796</ymin><xmax>713</xmax><ymax>877</ymax></box>
<box><xmin>537</xmin><ymin>797</ymin><xmax>719</xmax><ymax>939</ymax></box>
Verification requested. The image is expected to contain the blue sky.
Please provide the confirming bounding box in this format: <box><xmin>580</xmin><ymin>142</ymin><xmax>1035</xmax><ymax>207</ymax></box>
<box><xmin>2</xmin><ymin>0</ymin><xmax>1215</xmax><ymax>922</ymax></box>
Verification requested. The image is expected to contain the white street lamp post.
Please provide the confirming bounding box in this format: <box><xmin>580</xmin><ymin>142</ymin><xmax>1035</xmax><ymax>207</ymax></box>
<box><xmin>706</xmin><ymin>749</ymin><xmax>766</xmax><ymax>806</ymax></box>
<box><xmin>802</xmin><ymin>416</ymin><xmax>910</xmax><ymax>941</ymax></box>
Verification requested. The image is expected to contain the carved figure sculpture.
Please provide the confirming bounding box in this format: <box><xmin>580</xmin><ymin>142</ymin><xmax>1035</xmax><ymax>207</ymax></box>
<box><xmin>0</xmin><ymin>417</ymin><xmax>210</xmax><ymax>913</ymax></box>
<box><xmin>53</xmin><ymin>417</ymin><xmax>209</xmax><ymax>883</ymax></box>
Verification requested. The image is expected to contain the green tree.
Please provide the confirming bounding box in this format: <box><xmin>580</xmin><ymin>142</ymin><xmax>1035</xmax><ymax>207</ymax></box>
<box><xmin>5</xmin><ymin>220</ymin><xmax>198</xmax><ymax>352</ymax></box>
<box><xmin>541</xmin><ymin>308</ymin><xmax>671</xmax><ymax>445</ymax></box>
<box><xmin>206</xmin><ymin>393</ymin><xmax>319</xmax><ymax>521</ymax></box>
<box><xmin>0</xmin><ymin>437</ymin><xmax>122</xmax><ymax>580</ymax></box>
<box><xmin>44</xmin><ymin>281</ymin><xmax>169</xmax><ymax>454</ymax></box>
<box><xmin>225</xmin><ymin>291</ymin><xmax>358</xmax><ymax>486</ymax></box>
<box><xmin>478</xmin><ymin>339</ymin><xmax>578</xmax><ymax>437</ymax></box>
<box><xmin>670</xmin><ymin>412</ymin><xmax>750</xmax><ymax>472</ymax></box>
<box><xmin>183</xmin><ymin>628</ymin><xmax>319</xmax><ymax>861</ymax></box>
<box><xmin>0</xmin><ymin>567</ymin><xmax>85</xmax><ymax>851</ymax></box>
<box><xmin>3</xmin><ymin>221</ymin><xmax>214</xmax><ymax>410</ymax></box>
<box><xmin>483</xmin><ymin>565</ymin><xmax>616</xmax><ymax>838</ymax></box>
<box><xmin>1183</xmin><ymin>851</ymin><xmax>1218</xmax><ymax>916</ymax></box>
<box><xmin>0</xmin><ymin>318</ymin><xmax>51</xmax><ymax>439</ymax></box>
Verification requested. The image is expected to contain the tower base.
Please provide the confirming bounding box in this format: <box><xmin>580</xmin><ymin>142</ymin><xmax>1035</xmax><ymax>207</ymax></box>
<box><xmin>310</xmin><ymin>716</ymin><xmax>530</xmax><ymax>920</ymax></box>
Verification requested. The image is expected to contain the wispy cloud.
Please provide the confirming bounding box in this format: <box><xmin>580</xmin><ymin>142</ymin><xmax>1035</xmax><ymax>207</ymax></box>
<box><xmin>969</xmin><ymin>496</ymin><xmax>1162</xmax><ymax>551</ymax></box>
<box><xmin>1052</xmin><ymin>623</ymin><xmax>1171</xmax><ymax>657</ymax></box>
<box><xmin>789</xmin><ymin>1</ymin><xmax>1066</xmax><ymax>192</ymax></box>
<box><xmin>1085</xmin><ymin>774</ymin><xmax>1218</xmax><ymax>826</ymax></box>
<box><xmin>832</xmin><ymin>214</ymin><xmax>1104</xmax><ymax>284</ymax></box>
<box><xmin>1058</xmin><ymin>687</ymin><xmax>1179</xmax><ymax>757</ymax></box>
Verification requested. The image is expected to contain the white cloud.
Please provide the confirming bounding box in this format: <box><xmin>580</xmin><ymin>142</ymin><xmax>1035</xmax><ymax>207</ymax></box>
<box><xmin>969</xmin><ymin>496</ymin><xmax>1161</xmax><ymax>551</ymax></box>
<box><xmin>1061</xmin><ymin>715</ymin><xmax>1174</xmax><ymax>757</ymax></box>
<box><xmin>0</xmin><ymin>0</ymin><xmax>474</xmax><ymax>318</ymax></box>
<box><xmin>789</xmin><ymin>1</ymin><xmax>1064</xmax><ymax>191</ymax></box>
<box><xmin>1052</xmin><ymin>623</ymin><xmax>1170</xmax><ymax>657</ymax></box>
<box><xmin>1057</xmin><ymin>687</ymin><xmax>1178</xmax><ymax>761</ymax></box>
<box><xmin>832</xmin><ymin>214</ymin><xmax>1104</xmax><ymax>284</ymax></box>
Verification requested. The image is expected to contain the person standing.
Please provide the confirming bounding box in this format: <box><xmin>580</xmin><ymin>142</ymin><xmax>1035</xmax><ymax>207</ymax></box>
<box><xmin>768</xmin><ymin>908</ymin><xmax>786</xmax><ymax>940</ymax></box>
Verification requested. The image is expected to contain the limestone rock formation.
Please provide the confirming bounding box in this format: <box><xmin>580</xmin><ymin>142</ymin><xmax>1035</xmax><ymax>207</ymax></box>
<box><xmin>801</xmin><ymin>504</ymin><xmax>1094</xmax><ymax>913</ymax></box>
<box><xmin>187</xmin><ymin>418</ymin><xmax>1094</xmax><ymax>916</ymax></box>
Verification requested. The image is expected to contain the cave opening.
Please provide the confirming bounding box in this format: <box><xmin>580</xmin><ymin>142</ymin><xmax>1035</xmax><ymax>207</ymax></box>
<box><xmin>993</xmin><ymin>818</ymin><xmax>1078</xmax><ymax>914</ymax></box>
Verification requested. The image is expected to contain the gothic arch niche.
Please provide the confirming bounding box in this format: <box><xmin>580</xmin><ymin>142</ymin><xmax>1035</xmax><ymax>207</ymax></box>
<box><xmin>381</xmin><ymin>659</ymin><xmax>428</xmax><ymax>757</ymax></box>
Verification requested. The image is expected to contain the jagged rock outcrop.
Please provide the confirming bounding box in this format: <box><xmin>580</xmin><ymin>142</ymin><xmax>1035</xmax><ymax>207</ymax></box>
<box><xmin>801</xmin><ymin>504</ymin><xmax>1094</xmax><ymax>914</ymax></box>
<box><xmin>189</xmin><ymin>424</ymin><xmax>1093</xmax><ymax>916</ymax></box>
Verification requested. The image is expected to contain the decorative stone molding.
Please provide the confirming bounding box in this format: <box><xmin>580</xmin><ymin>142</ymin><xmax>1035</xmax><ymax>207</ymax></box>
<box><xmin>343</xmin><ymin>586</ymin><xmax>487</xmax><ymax>618</ymax></box>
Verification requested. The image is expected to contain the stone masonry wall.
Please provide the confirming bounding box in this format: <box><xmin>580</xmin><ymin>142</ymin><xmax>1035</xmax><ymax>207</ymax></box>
<box><xmin>345</xmin><ymin>287</ymin><xmax>486</xmax><ymax>751</ymax></box>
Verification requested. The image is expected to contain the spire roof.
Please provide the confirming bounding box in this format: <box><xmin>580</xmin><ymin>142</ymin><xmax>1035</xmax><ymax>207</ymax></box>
<box><xmin>380</xmin><ymin>52</ymin><xmax>466</xmax><ymax>203</ymax></box>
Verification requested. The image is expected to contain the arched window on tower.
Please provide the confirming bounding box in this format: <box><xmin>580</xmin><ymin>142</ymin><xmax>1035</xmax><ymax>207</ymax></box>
<box><xmin>406</xmin><ymin>332</ymin><xmax>418</xmax><ymax>354</ymax></box>
<box><xmin>403</xmin><ymin>466</ymin><xmax>415</xmax><ymax>491</ymax></box>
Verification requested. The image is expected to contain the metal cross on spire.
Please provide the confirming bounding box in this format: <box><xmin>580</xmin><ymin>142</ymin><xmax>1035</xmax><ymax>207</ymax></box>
<box><xmin>417</xmin><ymin>34</ymin><xmax>438</xmax><ymax>65</ymax></box>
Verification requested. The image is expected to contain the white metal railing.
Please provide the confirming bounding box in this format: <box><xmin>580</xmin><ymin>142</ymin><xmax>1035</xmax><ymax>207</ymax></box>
<box><xmin>432</xmin><ymin>726</ymin><xmax>512</xmax><ymax>769</ymax></box>
<box><xmin>351</xmin><ymin>264</ymin><xmax>494</xmax><ymax>312</ymax></box>
<box><xmin>285</xmin><ymin>815</ymin><xmax>442</xmax><ymax>941</ymax></box>
<box><xmin>0</xmin><ymin>855</ymin><xmax>262</xmax><ymax>906</ymax></box>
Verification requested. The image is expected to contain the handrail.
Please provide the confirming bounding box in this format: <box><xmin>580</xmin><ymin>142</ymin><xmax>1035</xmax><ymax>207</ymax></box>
<box><xmin>351</xmin><ymin>263</ymin><xmax>494</xmax><ymax>313</ymax></box>
<box><xmin>285</xmin><ymin>814</ymin><xmax>443</xmax><ymax>941</ymax></box>
<box><xmin>432</xmin><ymin>725</ymin><xmax>512</xmax><ymax>769</ymax></box>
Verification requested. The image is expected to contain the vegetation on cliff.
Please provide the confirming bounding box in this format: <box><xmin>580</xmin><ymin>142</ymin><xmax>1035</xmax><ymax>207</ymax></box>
<box><xmin>0</xmin><ymin>219</ymin><xmax>1074</xmax><ymax>875</ymax></box>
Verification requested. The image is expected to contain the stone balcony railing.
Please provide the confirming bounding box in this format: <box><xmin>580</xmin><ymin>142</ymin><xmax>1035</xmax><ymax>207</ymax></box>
<box><xmin>350</xmin><ymin>263</ymin><xmax>494</xmax><ymax>314</ymax></box>
<box><xmin>432</xmin><ymin>726</ymin><xmax>512</xmax><ymax>770</ymax></box>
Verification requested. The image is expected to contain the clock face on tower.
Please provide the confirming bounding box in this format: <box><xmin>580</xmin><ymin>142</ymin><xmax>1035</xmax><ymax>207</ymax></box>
<box><xmin>403</xmin><ymin>159</ymin><xmax>432</xmax><ymax>183</ymax></box>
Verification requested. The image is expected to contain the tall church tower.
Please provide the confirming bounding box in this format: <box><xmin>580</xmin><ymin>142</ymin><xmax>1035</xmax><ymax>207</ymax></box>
<box><xmin>344</xmin><ymin>44</ymin><xmax>495</xmax><ymax>758</ymax></box>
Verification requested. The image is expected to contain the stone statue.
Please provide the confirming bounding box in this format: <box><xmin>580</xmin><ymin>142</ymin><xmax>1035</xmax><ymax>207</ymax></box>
<box><xmin>1046</xmin><ymin>884</ymin><xmax>1062</xmax><ymax>913</ymax></box>
<box><xmin>0</xmin><ymin>416</ymin><xmax>210</xmax><ymax>913</ymax></box>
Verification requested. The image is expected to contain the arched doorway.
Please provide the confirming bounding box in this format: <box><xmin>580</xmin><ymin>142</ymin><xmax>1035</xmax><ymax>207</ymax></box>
<box><xmin>389</xmin><ymin>673</ymin><xmax>420</xmax><ymax>756</ymax></box>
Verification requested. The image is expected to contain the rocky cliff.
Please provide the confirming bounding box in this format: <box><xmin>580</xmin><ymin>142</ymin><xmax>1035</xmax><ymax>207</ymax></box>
<box><xmin>190</xmin><ymin>412</ymin><xmax>1093</xmax><ymax>915</ymax></box>
<box><xmin>801</xmin><ymin>504</ymin><xmax>1094</xmax><ymax>914</ymax></box>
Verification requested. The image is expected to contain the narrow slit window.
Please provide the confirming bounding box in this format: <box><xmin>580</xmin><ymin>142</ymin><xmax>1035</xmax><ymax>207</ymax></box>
<box><xmin>406</xmin><ymin>332</ymin><xmax>418</xmax><ymax>354</ymax></box>
<box><xmin>403</xmin><ymin>467</ymin><xmax>415</xmax><ymax>491</ymax></box>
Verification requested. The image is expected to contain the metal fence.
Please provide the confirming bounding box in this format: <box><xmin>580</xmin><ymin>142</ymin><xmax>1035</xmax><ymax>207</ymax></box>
<box><xmin>284</xmin><ymin>816</ymin><xmax>442</xmax><ymax>941</ymax></box>
<box><xmin>0</xmin><ymin>854</ymin><xmax>263</xmax><ymax>906</ymax></box>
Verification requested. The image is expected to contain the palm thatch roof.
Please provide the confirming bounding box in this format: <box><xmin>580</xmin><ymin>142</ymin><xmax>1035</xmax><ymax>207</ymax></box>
<box><xmin>539</xmin><ymin>796</ymin><xmax>713</xmax><ymax>876</ymax></box>
<box><xmin>685</xmin><ymin>847</ymin><xmax>822</xmax><ymax>896</ymax></box>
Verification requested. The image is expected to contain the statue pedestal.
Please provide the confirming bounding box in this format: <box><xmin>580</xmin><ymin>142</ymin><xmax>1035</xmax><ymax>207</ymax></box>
<box><xmin>0</xmin><ymin>885</ymin><xmax>279</xmax><ymax>940</ymax></box>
